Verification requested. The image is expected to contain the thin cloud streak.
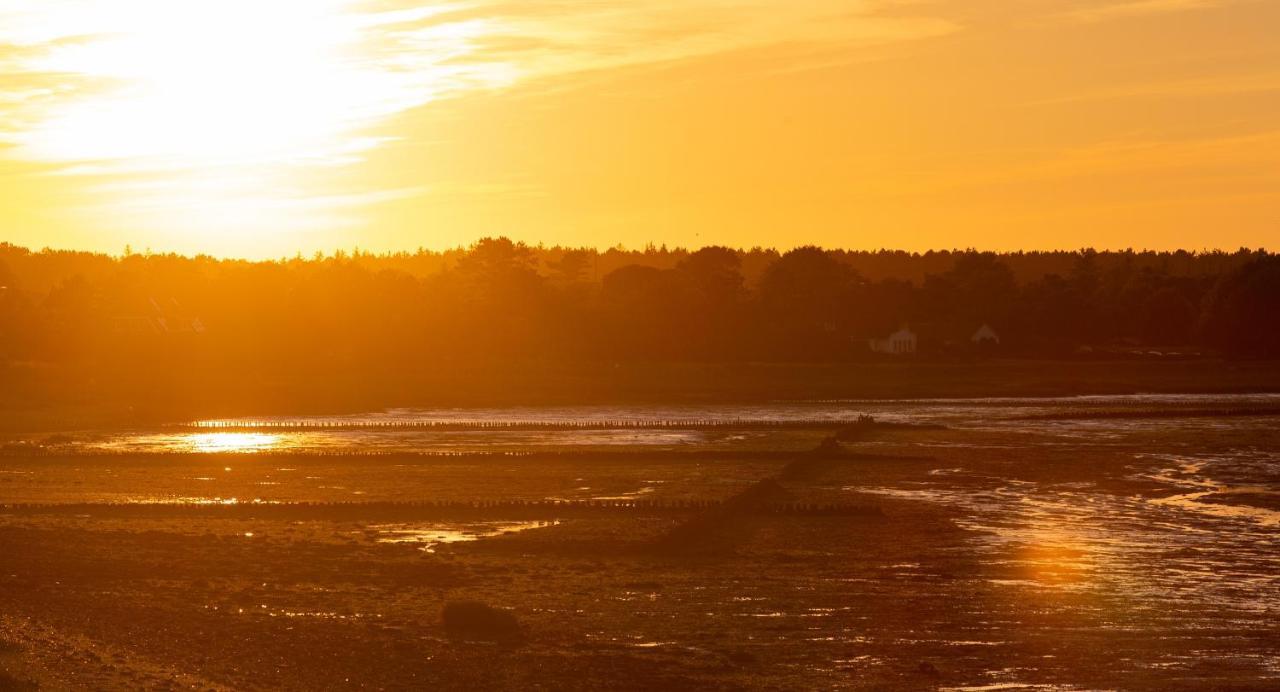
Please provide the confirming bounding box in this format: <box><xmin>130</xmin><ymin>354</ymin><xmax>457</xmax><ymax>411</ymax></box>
<box><xmin>1063</xmin><ymin>0</ymin><xmax>1223</xmax><ymax>23</ymax></box>
<box><xmin>0</xmin><ymin>0</ymin><xmax>956</xmax><ymax>238</ymax></box>
<box><xmin>1018</xmin><ymin>72</ymin><xmax>1280</xmax><ymax>106</ymax></box>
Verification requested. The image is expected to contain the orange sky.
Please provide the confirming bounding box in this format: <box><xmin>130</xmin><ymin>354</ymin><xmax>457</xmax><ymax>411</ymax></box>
<box><xmin>1</xmin><ymin>0</ymin><xmax>1277</xmax><ymax>257</ymax></box>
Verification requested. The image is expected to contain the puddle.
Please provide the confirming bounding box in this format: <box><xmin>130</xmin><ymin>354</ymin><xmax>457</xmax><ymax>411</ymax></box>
<box><xmin>1144</xmin><ymin>455</ymin><xmax>1280</xmax><ymax>526</ymax></box>
<box><xmin>95</xmin><ymin>432</ymin><xmax>283</xmax><ymax>454</ymax></box>
<box><xmin>122</xmin><ymin>496</ymin><xmax>281</xmax><ymax>505</ymax></box>
<box><xmin>942</xmin><ymin>680</ymin><xmax>1070</xmax><ymax>685</ymax></box>
<box><xmin>592</xmin><ymin>486</ymin><xmax>656</xmax><ymax>501</ymax></box>
<box><xmin>630</xmin><ymin>641</ymin><xmax>676</xmax><ymax>649</ymax></box>
<box><xmin>1151</xmin><ymin>488</ymin><xmax>1280</xmax><ymax>526</ymax></box>
<box><xmin>372</xmin><ymin>520</ymin><xmax>558</xmax><ymax>552</ymax></box>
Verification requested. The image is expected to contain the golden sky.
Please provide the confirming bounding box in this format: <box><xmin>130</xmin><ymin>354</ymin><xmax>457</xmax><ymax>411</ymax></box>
<box><xmin>1</xmin><ymin>0</ymin><xmax>1277</xmax><ymax>257</ymax></box>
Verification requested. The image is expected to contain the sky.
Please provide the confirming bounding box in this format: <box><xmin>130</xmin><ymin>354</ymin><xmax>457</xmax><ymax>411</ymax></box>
<box><xmin>0</xmin><ymin>0</ymin><xmax>1277</xmax><ymax>258</ymax></box>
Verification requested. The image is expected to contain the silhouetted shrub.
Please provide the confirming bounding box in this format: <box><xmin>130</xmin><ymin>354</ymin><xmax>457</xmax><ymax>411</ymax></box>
<box><xmin>441</xmin><ymin>600</ymin><xmax>522</xmax><ymax>643</ymax></box>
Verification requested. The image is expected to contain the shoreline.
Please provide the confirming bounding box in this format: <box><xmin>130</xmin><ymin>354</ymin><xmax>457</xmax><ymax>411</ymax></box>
<box><xmin>5</xmin><ymin>358</ymin><xmax>1280</xmax><ymax>432</ymax></box>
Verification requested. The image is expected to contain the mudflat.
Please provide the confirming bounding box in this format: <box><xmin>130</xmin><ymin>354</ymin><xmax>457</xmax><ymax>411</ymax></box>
<box><xmin>1</xmin><ymin>396</ymin><xmax>1277</xmax><ymax>690</ymax></box>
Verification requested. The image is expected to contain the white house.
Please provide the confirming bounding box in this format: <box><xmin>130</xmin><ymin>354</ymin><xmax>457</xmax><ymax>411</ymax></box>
<box><xmin>869</xmin><ymin>326</ymin><xmax>918</xmax><ymax>355</ymax></box>
<box><xmin>971</xmin><ymin>323</ymin><xmax>1000</xmax><ymax>345</ymax></box>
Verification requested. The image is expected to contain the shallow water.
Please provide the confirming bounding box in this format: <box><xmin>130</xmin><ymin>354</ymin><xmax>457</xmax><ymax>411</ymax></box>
<box><xmin>856</xmin><ymin>444</ymin><xmax>1280</xmax><ymax>679</ymax></box>
<box><xmin>371</xmin><ymin>520</ymin><xmax>558</xmax><ymax>552</ymax></box>
<box><xmin>48</xmin><ymin>392</ymin><xmax>1280</xmax><ymax>454</ymax></box>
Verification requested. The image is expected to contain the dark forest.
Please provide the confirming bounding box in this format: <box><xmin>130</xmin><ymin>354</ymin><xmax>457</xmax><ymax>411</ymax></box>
<box><xmin>3</xmin><ymin>241</ymin><xmax>1277</xmax><ymax>369</ymax></box>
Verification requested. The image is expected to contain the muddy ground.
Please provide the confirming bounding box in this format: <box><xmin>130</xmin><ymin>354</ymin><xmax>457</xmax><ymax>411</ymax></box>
<box><xmin>0</xmin><ymin>410</ymin><xmax>1277</xmax><ymax>690</ymax></box>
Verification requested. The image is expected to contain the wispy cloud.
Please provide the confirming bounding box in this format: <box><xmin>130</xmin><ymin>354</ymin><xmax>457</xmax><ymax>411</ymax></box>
<box><xmin>1020</xmin><ymin>72</ymin><xmax>1280</xmax><ymax>106</ymax></box>
<box><xmin>0</xmin><ymin>1</ymin><xmax>513</xmax><ymax>169</ymax></box>
<box><xmin>477</xmin><ymin>0</ymin><xmax>959</xmax><ymax>77</ymax></box>
<box><xmin>1064</xmin><ymin>0</ymin><xmax>1223</xmax><ymax>23</ymax></box>
<box><xmin>0</xmin><ymin>0</ymin><xmax>955</xmax><ymax>237</ymax></box>
<box><xmin>0</xmin><ymin>1</ymin><xmax>512</xmax><ymax>236</ymax></box>
<box><xmin>0</xmin><ymin>0</ymin><xmax>957</xmax><ymax>170</ymax></box>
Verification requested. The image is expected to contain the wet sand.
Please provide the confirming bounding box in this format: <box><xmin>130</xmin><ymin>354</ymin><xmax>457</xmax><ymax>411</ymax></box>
<box><xmin>0</xmin><ymin>398</ymin><xmax>1277</xmax><ymax>689</ymax></box>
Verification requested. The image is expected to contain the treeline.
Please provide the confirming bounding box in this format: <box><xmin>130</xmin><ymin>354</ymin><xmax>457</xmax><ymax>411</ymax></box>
<box><xmin>2</xmin><ymin>241</ymin><xmax>1262</xmax><ymax>294</ymax></box>
<box><xmin>1</xmin><ymin>240</ymin><xmax>1277</xmax><ymax>372</ymax></box>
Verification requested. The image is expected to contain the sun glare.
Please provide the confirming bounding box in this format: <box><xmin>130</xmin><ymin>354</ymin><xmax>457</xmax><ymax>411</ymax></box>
<box><xmin>186</xmin><ymin>432</ymin><xmax>281</xmax><ymax>454</ymax></box>
<box><xmin>0</xmin><ymin>0</ymin><xmax>512</xmax><ymax>242</ymax></box>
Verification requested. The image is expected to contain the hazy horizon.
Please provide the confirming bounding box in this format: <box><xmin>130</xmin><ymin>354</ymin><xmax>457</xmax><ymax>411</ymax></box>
<box><xmin>7</xmin><ymin>239</ymin><xmax>1276</xmax><ymax>263</ymax></box>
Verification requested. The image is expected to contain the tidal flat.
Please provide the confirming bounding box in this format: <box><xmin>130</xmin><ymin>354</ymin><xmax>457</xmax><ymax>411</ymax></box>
<box><xmin>0</xmin><ymin>396</ymin><xmax>1277</xmax><ymax>690</ymax></box>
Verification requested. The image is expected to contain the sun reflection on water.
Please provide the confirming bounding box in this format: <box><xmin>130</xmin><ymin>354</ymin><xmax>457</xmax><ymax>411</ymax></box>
<box><xmin>1010</xmin><ymin>523</ymin><xmax>1096</xmax><ymax>586</ymax></box>
<box><xmin>187</xmin><ymin>432</ymin><xmax>281</xmax><ymax>453</ymax></box>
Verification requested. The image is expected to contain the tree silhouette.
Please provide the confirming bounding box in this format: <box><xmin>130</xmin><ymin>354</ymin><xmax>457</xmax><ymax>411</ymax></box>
<box><xmin>757</xmin><ymin>247</ymin><xmax>862</xmax><ymax>357</ymax></box>
<box><xmin>1200</xmin><ymin>256</ymin><xmax>1280</xmax><ymax>356</ymax></box>
<box><xmin>0</xmin><ymin>238</ymin><xmax>1274</xmax><ymax>386</ymax></box>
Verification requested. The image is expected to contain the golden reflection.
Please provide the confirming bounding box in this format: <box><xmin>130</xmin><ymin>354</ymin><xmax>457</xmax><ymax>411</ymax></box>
<box><xmin>1011</xmin><ymin>524</ymin><xmax>1095</xmax><ymax>586</ymax></box>
<box><xmin>186</xmin><ymin>432</ymin><xmax>280</xmax><ymax>454</ymax></box>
